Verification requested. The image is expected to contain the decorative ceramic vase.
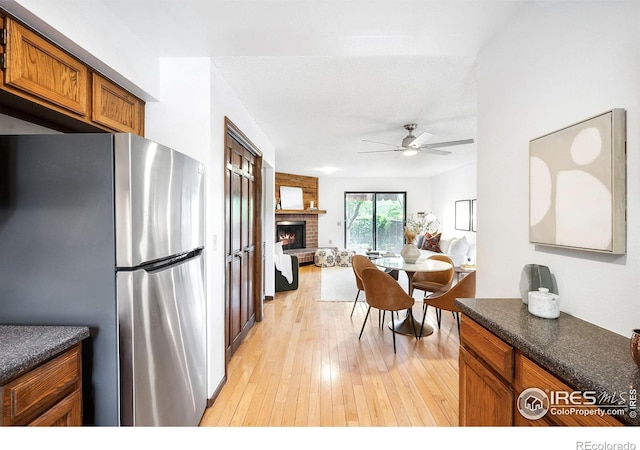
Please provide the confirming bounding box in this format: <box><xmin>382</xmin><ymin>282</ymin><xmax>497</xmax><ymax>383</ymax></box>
<box><xmin>631</xmin><ymin>329</ymin><xmax>640</xmax><ymax>367</ymax></box>
<box><xmin>400</xmin><ymin>243</ymin><xmax>420</xmax><ymax>264</ymax></box>
<box><xmin>519</xmin><ymin>264</ymin><xmax>554</xmax><ymax>304</ymax></box>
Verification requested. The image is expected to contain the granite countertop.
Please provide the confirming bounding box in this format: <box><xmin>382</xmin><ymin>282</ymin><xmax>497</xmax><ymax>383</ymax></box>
<box><xmin>0</xmin><ymin>325</ymin><xmax>90</xmax><ymax>384</ymax></box>
<box><xmin>454</xmin><ymin>298</ymin><xmax>640</xmax><ymax>426</ymax></box>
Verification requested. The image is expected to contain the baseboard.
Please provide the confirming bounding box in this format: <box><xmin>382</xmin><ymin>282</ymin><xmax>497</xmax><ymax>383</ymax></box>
<box><xmin>206</xmin><ymin>374</ymin><xmax>227</xmax><ymax>408</ymax></box>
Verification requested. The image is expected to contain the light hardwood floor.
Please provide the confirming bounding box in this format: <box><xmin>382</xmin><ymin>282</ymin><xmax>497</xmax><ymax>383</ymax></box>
<box><xmin>200</xmin><ymin>264</ymin><xmax>460</xmax><ymax>427</ymax></box>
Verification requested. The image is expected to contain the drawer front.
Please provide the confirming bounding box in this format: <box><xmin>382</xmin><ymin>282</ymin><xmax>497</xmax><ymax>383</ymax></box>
<box><xmin>515</xmin><ymin>353</ymin><xmax>621</xmax><ymax>426</ymax></box>
<box><xmin>1</xmin><ymin>344</ymin><xmax>81</xmax><ymax>426</ymax></box>
<box><xmin>460</xmin><ymin>316</ymin><xmax>514</xmax><ymax>383</ymax></box>
<box><xmin>28</xmin><ymin>389</ymin><xmax>82</xmax><ymax>426</ymax></box>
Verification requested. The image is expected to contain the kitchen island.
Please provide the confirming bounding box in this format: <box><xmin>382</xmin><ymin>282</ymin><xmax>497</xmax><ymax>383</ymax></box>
<box><xmin>0</xmin><ymin>325</ymin><xmax>89</xmax><ymax>425</ymax></box>
<box><xmin>454</xmin><ymin>298</ymin><xmax>639</xmax><ymax>426</ymax></box>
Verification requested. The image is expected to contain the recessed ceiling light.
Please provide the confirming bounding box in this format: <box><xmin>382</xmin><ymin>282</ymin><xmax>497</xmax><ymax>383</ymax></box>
<box><xmin>317</xmin><ymin>166</ymin><xmax>339</xmax><ymax>174</ymax></box>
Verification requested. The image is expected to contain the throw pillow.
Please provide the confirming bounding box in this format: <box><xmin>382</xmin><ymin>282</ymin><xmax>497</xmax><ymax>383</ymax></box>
<box><xmin>449</xmin><ymin>236</ymin><xmax>470</xmax><ymax>266</ymax></box>
<box><xmin>421</xmin><ymin>232</ymin><xmax>442</xmax><ymax>252</ymax></box>
<box><xmin>439</xmin><ymin>237</ymin><xmax>453</xmax><ymax>254</ymax></box>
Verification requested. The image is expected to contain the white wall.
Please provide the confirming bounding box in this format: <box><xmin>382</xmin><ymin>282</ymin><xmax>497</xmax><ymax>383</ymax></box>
<box><xmin>477</xmin><ymin>2</ymin><xmax>640</xmax><ymax>337</ymax></box>
<box><xmin>430</xmin><ymin>162</ymin><xmax>477</xmax><ymax>249</ymax></box>
<box><xmin>318</xmin><ymin>176</ymin><xmax>433</xmax><ymax>248</ymax></box>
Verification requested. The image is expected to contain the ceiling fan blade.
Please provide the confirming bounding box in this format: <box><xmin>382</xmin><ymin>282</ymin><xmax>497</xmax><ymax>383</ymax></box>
<box><xmin>419</xmin><ymin>148</ymin><xmax>451</xmax><ymax>156</ymax></box>
<box><xmin>422</xmin><ymin>138</ymin><xmax>474</xmax><ymax>149</ymax></box>
<box><xmin>357</xmin><ymin>148</ymin><xmax>403</xmax><ymax>154</ymax></box>
<box><xmin>407</xmin><ymin>131</ymin><xmax>433</xmax><ymax>148</ymax></box>
<box><xmin>361</xmin><ymin>139</ymin><xmax>398</xmax><ymax>147</ymax></box>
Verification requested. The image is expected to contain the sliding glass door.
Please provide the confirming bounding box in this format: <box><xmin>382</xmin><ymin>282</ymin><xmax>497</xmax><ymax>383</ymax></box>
<box><xmin>344</xmin><ymin>192</ymin><xmax>406</xmax><ymax>253</ymax></box>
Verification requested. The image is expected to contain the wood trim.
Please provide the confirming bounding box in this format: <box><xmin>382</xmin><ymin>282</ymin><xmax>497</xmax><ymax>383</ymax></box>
<box><xmin>275</xmin><ymin>209</ymin><xmax>326</xmax><ymax>215</ymax></box>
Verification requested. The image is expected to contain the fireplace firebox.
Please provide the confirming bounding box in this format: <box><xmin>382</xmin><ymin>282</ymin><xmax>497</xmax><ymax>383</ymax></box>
<box><xmin>276</xmin><ymin>220</ymin><xmax>306</xmax><ymax>250</ymax></box>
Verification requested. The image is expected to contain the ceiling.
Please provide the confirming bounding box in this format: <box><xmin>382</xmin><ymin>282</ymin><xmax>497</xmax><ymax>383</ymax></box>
<box><xmin>100</xmin><ymin>0</ymin><xmax>528</xmax><ymax>178</ymax></box>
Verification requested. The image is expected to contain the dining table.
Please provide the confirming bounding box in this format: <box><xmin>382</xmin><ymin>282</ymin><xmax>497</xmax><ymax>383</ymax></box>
<box><xmin>373</xmin><ymin>256</ymin><xmax>453</xmax><ymax>338</ymax></box>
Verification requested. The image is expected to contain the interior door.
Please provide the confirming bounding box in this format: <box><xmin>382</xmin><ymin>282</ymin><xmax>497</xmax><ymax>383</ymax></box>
<box><xmin>224</xmin><ymin>120</ymin><xmax>262</xmax><ymax>363</ymax></box>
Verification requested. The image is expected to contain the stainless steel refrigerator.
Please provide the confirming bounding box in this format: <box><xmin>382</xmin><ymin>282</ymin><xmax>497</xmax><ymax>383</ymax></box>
<box><xmin>0</xmin><ymin>133</ymin><xmax>206</xmax><ymax>426</ymax></box>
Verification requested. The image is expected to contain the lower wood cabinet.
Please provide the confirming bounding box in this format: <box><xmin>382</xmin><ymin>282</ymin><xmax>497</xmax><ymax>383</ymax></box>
<box><xmin>459</xmin><ymin>315</ymin><xmax>622</xmax><ymax>426</ymax></box>
<box><xmin>1</xmin><ymin>344</ymin><xmax>83</xmax><ymax>426</ymax></box>
<box><xmin>459</xmin><ymin>346</ymin><xmax>513</xmax><ymax>425</ymax></box>
<box><xmin>514</xmin><ymin>353</ymin><xmax>621</xmax><ymax>426</ymax></box>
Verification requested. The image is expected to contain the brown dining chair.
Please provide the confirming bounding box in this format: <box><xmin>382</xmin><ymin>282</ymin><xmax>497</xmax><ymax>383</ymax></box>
<box><xmin>420</xmin><ymin>270</ymin><xmax>476</xmax><ymax>337</ymax></box>
<box><xmin>351</xmin><ymin>255</ymin><xmax>397</xmax><ymax>316</ymax></box>
<box><xmin>359</xmin><ymin>267</ymin><xmax>418</xmax><ymax>353</ymax></box>
<box><xmin>411</xmin><ymin>254</ymin><xmax>455</xmax><ymax>303</ymax></box>
<box><xmin>350</xmin><ymin>255</ymin><xmax>375</xmax><ymax>317</ymax></box>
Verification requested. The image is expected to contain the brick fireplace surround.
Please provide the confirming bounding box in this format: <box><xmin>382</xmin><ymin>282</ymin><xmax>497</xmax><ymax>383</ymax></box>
<box><xmin>276</xmin><ymin>212</ymin><xmax>319</xmax><ymax>264</ymax></box>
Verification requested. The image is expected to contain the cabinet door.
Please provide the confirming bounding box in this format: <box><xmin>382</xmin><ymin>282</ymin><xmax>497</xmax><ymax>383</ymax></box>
<box><xmin>92</xmin><ymin>73</ymin><xmax>144</xmax><ymax>135</ymax></box>
<box><xmin>459</xmin><ymin>347</ymin><xmax>513</xmax><ymax>426</ymax></box>
<box><xmin>4</xmin><ymin>18</ymin><xmax>89</xmax><ymax>116</ymax></box>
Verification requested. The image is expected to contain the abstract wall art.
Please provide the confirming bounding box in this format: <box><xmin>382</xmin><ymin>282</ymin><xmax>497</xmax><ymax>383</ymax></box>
<box><xmin>529</xmin><ymin>109</ymin><xmax>626</xmax><ymax>254</ymax></box>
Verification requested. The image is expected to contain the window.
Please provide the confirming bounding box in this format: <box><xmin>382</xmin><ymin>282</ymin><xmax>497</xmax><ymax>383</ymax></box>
<box><xmin>344</xmin><ymin>192</ymin><xmax>407</xmax><ymax>253</ymax></box>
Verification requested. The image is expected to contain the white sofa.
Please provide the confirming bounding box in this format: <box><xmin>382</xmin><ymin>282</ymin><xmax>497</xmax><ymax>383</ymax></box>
<box><xmin>417</xmin><ymin>234</ymin><xmax>475</xmax><ymax>267</ymax></box>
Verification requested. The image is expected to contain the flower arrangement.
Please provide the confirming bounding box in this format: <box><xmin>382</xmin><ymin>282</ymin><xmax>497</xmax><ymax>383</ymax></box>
<box><xmin>404</xmin><ymin>225</ymin><xmax>419</xmax><ymax>244</ymax></box>
<box><xmin>404</xmin><ymin>212</ymin><xmax>439</xmax><ymax>244</ymax></box>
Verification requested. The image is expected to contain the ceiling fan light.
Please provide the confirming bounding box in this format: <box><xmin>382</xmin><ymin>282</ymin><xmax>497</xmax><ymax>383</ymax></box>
<box><xmin>402</xmin><ymin>149</ymin><xmax>418</xmax><ymax>156</ymax></box>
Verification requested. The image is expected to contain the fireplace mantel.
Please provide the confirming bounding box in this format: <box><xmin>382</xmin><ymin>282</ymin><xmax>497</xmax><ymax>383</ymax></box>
<box><xmin>275</xmin><ymin>209</ymin><xmax>326</xmax><ymax>215</ymax></box>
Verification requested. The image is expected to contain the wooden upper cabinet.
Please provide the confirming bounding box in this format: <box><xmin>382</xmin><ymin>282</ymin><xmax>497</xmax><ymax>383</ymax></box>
<box><xmin>3</xmin><ymin>17</ymin><xmax>89</xmax><ymax>116</ymax></box>
<box><xmin>0</xmin><ymin>14</ymin><xmax>145</xmax><ymax>135</ymax></box>
<box><xmin>92</xmin><ymin>73</ymin><xmax>144</xmax><ymax>135</ymax></box>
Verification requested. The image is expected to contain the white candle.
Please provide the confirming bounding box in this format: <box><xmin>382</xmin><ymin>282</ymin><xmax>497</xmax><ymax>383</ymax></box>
<box><xmin>310</xmin><ymin>201</ymin><xmax>314</xmax><ymax>208</ymax></box>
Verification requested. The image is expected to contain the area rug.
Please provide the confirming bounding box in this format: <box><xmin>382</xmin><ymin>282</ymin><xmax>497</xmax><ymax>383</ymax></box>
<box><xmin>318</xmin><ymin>266</ymin><xmax>423</xmax><ymax>302</ymax></box>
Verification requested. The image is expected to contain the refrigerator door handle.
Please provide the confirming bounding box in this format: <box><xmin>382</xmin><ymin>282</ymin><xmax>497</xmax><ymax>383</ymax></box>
<box><xmin>134</xmin><ymin>247</ymin><xmax>204</xmax><ymax>273</ymax></box>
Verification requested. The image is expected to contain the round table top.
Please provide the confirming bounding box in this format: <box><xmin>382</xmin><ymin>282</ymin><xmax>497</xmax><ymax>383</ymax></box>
<box><xmin>373</xmin><ymin>256</ymin><xmax>452</xmax><ymax>272</ymax></box>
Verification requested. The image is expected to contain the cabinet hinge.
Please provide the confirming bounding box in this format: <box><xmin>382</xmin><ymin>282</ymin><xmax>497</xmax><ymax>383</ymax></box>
<box><xmin>0</xmin><ymin>54</ymin><xmax>6</xmax><ymax>71</ymax></box>
<box><xmin>0</xmin><ymin>29</ymin><xmax>6</xmax><ymax>46</ymax></box>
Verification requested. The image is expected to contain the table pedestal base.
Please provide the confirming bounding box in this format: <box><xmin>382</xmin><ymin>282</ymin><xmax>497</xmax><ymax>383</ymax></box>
<box><xmin>389</xmin><ymin>310</ymin><xmax>433</xmax><ymax>338</ymax></box>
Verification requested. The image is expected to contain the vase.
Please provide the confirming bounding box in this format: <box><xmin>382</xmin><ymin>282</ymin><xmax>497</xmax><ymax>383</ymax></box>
<box><xmin>519</xmin><ymin>264</ymin><xmax>554</xmax><ymax>304</ymax></box>
<box><xmin>400</xmin><ymin>243</ymin><xmax>420</xmax><ymax>264</ymax></box>
<box><xmin>631</xmin><ymin>329</ymin><xmax>640</xmax><ymax>367</ymax></box>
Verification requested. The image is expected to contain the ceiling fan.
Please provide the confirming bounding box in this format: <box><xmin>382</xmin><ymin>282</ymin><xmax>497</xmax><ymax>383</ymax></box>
<box><xmin>359</xmin><ymin>123</ymin><xmax>474</xmax><ymax>156</ymax></box>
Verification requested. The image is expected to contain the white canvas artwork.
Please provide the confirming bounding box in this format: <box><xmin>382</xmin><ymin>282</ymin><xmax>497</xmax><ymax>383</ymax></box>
<box><xmin>280</xmin><ymin>186</ymin><xmax>304</xmax><ymax>210</ymax></box>
<box><xmin>529</xmin><ymin>109</ymin><xmax>626</xmax><ymax>254</ymax></box>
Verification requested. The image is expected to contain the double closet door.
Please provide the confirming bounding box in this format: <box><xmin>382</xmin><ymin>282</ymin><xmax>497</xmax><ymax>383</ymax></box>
<box><xmin>224</xmin><ymin>121</ymin><xmax>263</xmax><ymax>363</ymax></box>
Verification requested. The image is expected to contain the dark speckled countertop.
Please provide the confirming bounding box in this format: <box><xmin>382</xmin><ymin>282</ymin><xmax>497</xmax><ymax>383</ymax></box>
<box><xmin>455</xmin><ymin>298</ymin><xmax>640</xmax><ymax>426</ymax></box>
<box><xmin>0</xmin><ymin>325</ymin><xmax>90</xmax><ymax>384</ymax></box>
